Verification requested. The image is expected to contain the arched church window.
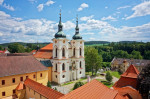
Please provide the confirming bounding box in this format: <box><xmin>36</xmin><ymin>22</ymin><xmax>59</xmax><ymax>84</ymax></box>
<box><xmin>56</xmin><ymin>48</ymin><xmax>57</xmax><ymax>57</ymax></box>
<box><xmin>80</xmin><ymin>48</ymin><xmax>82</xmax><ymax>56</ymax></box>
<box><xmin>62</xmin><ymin>48</ymin><xmax>65</xmax><ymax>57</ymax></box>
<box><xmin>80</xmin><ymin>61</ymin><xmax>82</xmax><ymax>68</ymax></box>
<box><xmin>56</xmin><ymin>64</ymin><xmax>57</xmax><ymax>72</ymax></box>
<box><xmin>62</xmin><ymin>63</ymin><xmax>65</xmax><ymax>71</ymax></box>
<box><xmin>73</xmin><ymin>48</ymin><xmax>75</xmax><ymax>56</ymax></box>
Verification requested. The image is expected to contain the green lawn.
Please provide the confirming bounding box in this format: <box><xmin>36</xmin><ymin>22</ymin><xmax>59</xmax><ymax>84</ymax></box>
<box><xmin>96</xmin><ymin>79</ymin><xmax>113</xmax><ymax>88</ymax></box>
<box><xmin>105</xmin><ymin>71</ymin><xmax>121</xmax><ymax>78</ymax></box>
<box><xmin>62</xmin><ymin>81</ymin><xmax>74</xmax><ymax>86</ymax></box>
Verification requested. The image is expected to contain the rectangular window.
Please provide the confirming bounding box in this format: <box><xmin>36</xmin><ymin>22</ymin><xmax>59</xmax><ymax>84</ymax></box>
<box><xmin>20</xmin><ymin>77</ymin><xmax>23</xmax><ymax>81</ymax></box>
<box><xmin>12</xmin><ymin>78</ymin><xmax>15</xmax><ymax>83</ymax></box>
<box><xmin>2</xmin><ymin>92</ymin><xmax>5</xmax><ymax>96</ymax></box>
<box><xmin>33</xmin><ymin>74</ymin><xmax>36</xmax><ymax>78</ymax></box>
<box><xmin>13</xmin><ymin>90</ymin><xmax>16</xmax><ymax>94</ymax></box>
<box><xmin>40</xmin><ymin>73</ymin><xmax>42</xmax><ymax>77</ymax></box>
<box><xmin>2</xmin><ymin>80</ymin><xmax>5</xmax><ymax>85</ymax></box>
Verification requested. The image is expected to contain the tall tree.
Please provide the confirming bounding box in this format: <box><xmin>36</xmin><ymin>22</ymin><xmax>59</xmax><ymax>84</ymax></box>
<box><xmin>85</xmin><ymin>47</ymin><xmax>102</xmax><ymax>76</ymax></box>
<box><xmin>105</xmin><ymin>71</ymin><xmax>113</xmax><ymax>83</ymax></box>
<box><xmin>8</xmin><ymin>43</ymin><xmax>25</xmax><ymax>53</ymax></box>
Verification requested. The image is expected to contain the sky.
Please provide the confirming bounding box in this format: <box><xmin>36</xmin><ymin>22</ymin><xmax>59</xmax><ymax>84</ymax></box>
<box><xmin>0</xmin><ymin>0</ymin><xmax>150</xmax><ymax>43</ymax></box>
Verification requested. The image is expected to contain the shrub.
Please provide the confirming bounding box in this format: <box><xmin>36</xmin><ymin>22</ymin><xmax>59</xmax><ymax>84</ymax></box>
<box><xmin>105</xmin><ymin>72</ymin><xmax>113</xmax><ymax>83</ymax></box>
<box><xmin>47</xmin><ymin>81</ymin><xmax>52</xmax><ymax>88</ymax></box>
<box><xmin>73</xmin><ymin>81</ymin><xmax>84</xmax><ymax>90</ymax></box>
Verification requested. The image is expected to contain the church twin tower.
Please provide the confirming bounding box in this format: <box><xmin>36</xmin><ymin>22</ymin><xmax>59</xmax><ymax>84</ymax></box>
<box><xmin>52</xmin><ymin>11</ymin><xmax>85</xmax><ymax>84</ymax></box>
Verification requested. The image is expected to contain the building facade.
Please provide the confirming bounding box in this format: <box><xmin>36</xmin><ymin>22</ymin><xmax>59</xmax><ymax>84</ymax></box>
<box><xmin>0</xmin><ymin>54</ymin><xmax>48</xmax><ymax>98</ymax></box>
<box><xmin>111</xmin><ymin>57</ymin><xmax>150</xmax><ymax>73</ymax></box>
<box><xmin>52</xmin><ymin>12</ymin><xmax>85</xmax><ymax>84</ymax></box>
<box><xmin>34</xmin><ymin>12</ymin><xmax>85</xmax><ymax>84</ymax></box>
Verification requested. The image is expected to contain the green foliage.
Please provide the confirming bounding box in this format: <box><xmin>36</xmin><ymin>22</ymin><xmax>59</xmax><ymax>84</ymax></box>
<box><xmin>144</xmin><ymin>51</ymin><xmax>150</xmax><ymax>60</ymax></box>
<box><xmin>102</xmin><ymin>62</ymin><xmax>111</xmax><ymax>68</ymax></box>
<box><xmin>105</xmin><ymin>72</ymin><xmax>113</xmax><ymax>83</ymax></box>
<box><xmin>8</xmin><ymin>43</ymin><xmax>25</xmax><ymax>53</ymax></box>
<box><xmin>47</xmin><ymin>81</ymin><xmax>52</xmax><ymax>88</ymax></box>
<box><xmin>0</xmin><ymin>45</ymin><xmax>2</xmax><ymax>50</ymax></box>
<box><xmin>73</xmin><ymin>82</ymin><xmax>84</xmax><ymax>90</ymax></box>
<box><xmin>54</xmin><ymin>87</ymin><xmax>57</xmax><ymax>91</ymax></box>
<box><xmin>85</xmin><ymin>47</ymin><xmax>103</xmax><ymax>76</ymax></box>
<box><xmin>131</xmin><ymin>50</ymin><xmax>143</xmax><ymax>59</ymax></box>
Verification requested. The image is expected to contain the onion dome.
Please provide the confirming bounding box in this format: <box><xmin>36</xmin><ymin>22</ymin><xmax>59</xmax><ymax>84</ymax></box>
<box><xmin>55</xmin><ymin>10</ymin><xmax>66</xmax><ymax>39</ymax></box>
<box><xmin>72</xmin><ymin>15</ymin><xmax>82</xmax><ymax>40</ymax></box>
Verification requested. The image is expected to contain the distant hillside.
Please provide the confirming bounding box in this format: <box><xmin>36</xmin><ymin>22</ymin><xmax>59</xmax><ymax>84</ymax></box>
<box><xmin>0</xmin><ymin>42</ymin><xmax>50</xmax><ymax>48</ymax></box>
<box><xmin>85</xmin><ymin>41</ymin><xmax>110</xmax><ymax>45</ymax></box>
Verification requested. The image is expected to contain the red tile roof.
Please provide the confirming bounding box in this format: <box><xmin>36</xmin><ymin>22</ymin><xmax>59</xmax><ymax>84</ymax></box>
<box><xmin>113</xmin><ymin>64</ymin><xmax>139</xmax><ymax>89</ymax></box>
<box><xmin>40</xmin><ymin>43</ymin><xmax>53</xmax><ymax>50</ymax></box>
<box><xmin>114</xmin><ymin>87</ymin><xmax>142</xmax><ymax>99</ymax></box>
<box><xmin>0</xmin><ymin>54</ymin><xmax>48</xmax><ymax>77</ymax></box>
<box><xmin>16</xmin><ymin>82</ymin><xmax>25</xmax><ymax>90</ymax></box>
<box><xmin>60</xmin><ymin>80</ymin><xmax>125</xmax><ymax>99</ymax></box>
<box><xmin>34</xmin><ymin>43</ymin><xmax>53</xmax><ymax>59</ymax></box>
<box><xmin>24</xmin><ymin>78</ymin><xmax>64</xmax><ymax>99</ymax></box>
<box><xmin>113</xmin><ymin>77</ymin><xmax>138</xmax><ymax>89</ymax></box>
<box><xmin>121</xmin><ymin>64</ymin><xmax>139</xmax><ymax>78</ymax></box>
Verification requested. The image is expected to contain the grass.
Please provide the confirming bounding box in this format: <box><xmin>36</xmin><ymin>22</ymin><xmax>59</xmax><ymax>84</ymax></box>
<box><xmin>105</xmin><ymin>71</ymin><xmax>121</xmax><ymax>78</ymax></box>
<box><xmin>96</xmin><ymin>79</ymin><xmax>113</xmax><ymax>88</ymax></box>
<box><xmin>62</xmin><ymin>81</ymin><xmax>74</xmax><ymax>86</ymax></box>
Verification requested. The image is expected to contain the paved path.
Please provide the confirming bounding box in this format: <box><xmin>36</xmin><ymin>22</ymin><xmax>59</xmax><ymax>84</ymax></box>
<box><xmin>53</xmin><ymin>75</ymin><xmax>119</xmax><ymax>94</ymax></box>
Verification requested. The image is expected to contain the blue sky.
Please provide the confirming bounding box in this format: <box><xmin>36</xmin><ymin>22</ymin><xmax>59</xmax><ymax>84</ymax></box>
<box><xmin>0</xmin><ymin>0</ymin><xmax>150</xmax><ymax>43</ymax></box>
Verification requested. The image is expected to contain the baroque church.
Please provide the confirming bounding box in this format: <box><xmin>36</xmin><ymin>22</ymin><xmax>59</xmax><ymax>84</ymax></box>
<box><xmin>34</xmin><ymin>11</ymin><xmax>85</xmax><ymax>84</ymax></box>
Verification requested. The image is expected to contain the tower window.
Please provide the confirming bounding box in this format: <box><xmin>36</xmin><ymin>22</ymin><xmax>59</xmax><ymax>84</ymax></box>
<box><xmin>62</xmin><ymin>48</ymin><xmax>65</xmax><ymax>57</ymax></box>
<box><xmin>80</xmin><ymin>61</ymin><xmax>82</xmax><ymax>68</ymax></box>
<box><xmin>56</xmin><ymin>48</ymin><xmax>57</xmax><ymax>57</ymax></box>
<box><xmin>62</xmin><ymin>75</ymin><xmax>65</xmax><ymax>78</ymax></box>
<box><xmin>56</xmin><ymin>75</ymin><xmax>57</xmax><ymax>78</ymax></box>
<box><xmin>2</xmin><ymin>80</ymin><xmax>5</xmax><ymax>85</ymax></box>
<box><xmin>80</xmin><ymin>48</ymin><xmax>82</xmax><ymax>56</ymax></box>
<box><xmin>73</xmin><ymin>48</ymin><xmax>75</xmax><ymax>56</ymax></box>
<box><xmin>62</xmin><ymin>63</ymin><xmax>65</xmax><ymax>71</ymax></box>
<box><xmin>56</xmin><ymin>64</ymin><xmax>57</xmax><ymax>72</ymax></box>
<box><xmin>12</xmin><ymin>78</ymin><xmax>15</xmax><ymax>83</ymax></box>
<box><xmin>80</xmin><ymin>71</ymin><xmax>82</xmax><ymax>74</ymax></box>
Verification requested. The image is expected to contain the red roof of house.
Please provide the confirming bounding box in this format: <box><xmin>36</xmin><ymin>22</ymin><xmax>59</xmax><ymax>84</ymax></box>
<box><xmin>121</xmin><ymin>64</ymin><xmax>139</xmax><ymax>78</ymax></box>
<box><xmin>40</xmin><ymin>43</ymin><xmax>53</xmax><ymax>50</ymax></box>
<box><xmin>33</xmin><ymin>43</ymin><xmax>53</xmax><ymax>59</ymax></box>
<box><xmin>24</xmin><ymin>78</ymin><xmax>64</xmax><ymax>99</ymax></box>
<box><xmin>114</xmin><ymin>87</ymin><xmax>142</xmax><ymax>99</ymax></box>
<box><xmin>60</xmin><ymin>80</ymin><xmax>126</xmax><ymax>99</ymax></box>
<box><xmin>113</xmin><ymin>64</ymin><xmax>139</xmax><ymax>89</ymax></box>
<box><xmin>16</xmin><ymin>82</ymin><xmax>25</xmax><ymax>90</ymax></box>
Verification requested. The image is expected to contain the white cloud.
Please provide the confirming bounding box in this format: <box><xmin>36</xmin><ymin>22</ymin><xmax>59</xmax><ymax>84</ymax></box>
<box><xmin>105</xmin><ymin>6</ymin><xmax>108</xmax><ymax>9</ymax></box>
<box><xmin>3</xmin><ymin>3</ymin><xmax>15</xmax><ymax>11</ymax></box>
<box><xmin>37</xmin><ymin>0</ymin><xmax>55</xmax><ymax>12</ymax></box>
<box><xmin>117</xmin><ymin>5</ymin><xmax>131</xmax><ymax>10</ymax></box>
<box><xmin>80</xmin><ymin>15</ymin><xmax>94</xmax><ymax>21</ymax></box>
<box><xmin>37</xmin><ymin>4</ymin><xmax>44</xmax><ymax>12</ymax></box>
<box><xmin>0</xmin><ymin>0</ymin><xmax>4</xmax><ymax>5</ymax></box>
<box><xmin>77</xmin><ymin>3</ymin><xmax>89</xmax><ymax>11</ymax></box>
<box><xmin>101</xmin><ymin>16</ymin><xmax>117</xmax><ymax>21</ymax></box>
<box><xmin>45</xmin><ymin>0</ymin><xmax>55</xmax><ymax>6</ymax></box>
<box><xmin>126</xmin><ymin>1</ymin><xmax>150</xmax><ymax>20</ymax></box>
<box><xmin>82</xmin><ymin>32</ymin><xmax>95</xmax><ymax>35</ymax></box>
<box><xmin>0</xmin><ymin>0</ymin><xmax>15</xmax><ymax>11</ymax></box>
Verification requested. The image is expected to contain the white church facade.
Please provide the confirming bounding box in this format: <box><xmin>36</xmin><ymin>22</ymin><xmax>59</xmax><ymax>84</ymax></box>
<box><xmin>51</xmin><ymin>12</ymin><xmax>85</xmax><ymax>84</ymax></box>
